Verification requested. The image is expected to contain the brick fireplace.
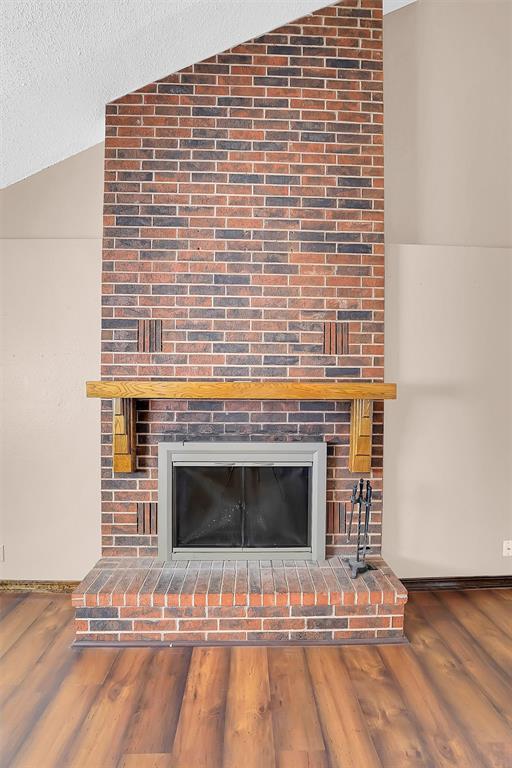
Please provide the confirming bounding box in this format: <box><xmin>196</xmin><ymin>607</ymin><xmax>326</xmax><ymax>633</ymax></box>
<box><xmin>74</xmin><ymin>0</ymin><xmax>408</xmax><ymax>644</ymax></box>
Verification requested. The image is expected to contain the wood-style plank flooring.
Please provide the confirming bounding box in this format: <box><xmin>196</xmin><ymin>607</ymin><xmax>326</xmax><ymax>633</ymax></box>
<box><xmin>1</xmin><ymin>589</ymin><xmax>511</xmax><ymax>767</ymax></box>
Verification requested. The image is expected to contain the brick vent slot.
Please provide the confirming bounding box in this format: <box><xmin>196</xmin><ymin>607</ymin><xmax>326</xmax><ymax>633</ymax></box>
<box><xmin>323</xmin><ymin>322</ymin><xmax>350</xmax><ymax>356</ymax></box>
<box><xmin>137</xmin><ymin>320</ymin><xmax>163</xmax><ymax>353</ymax></box>
<box><xmin>327</xmin><ymin>501</ymin><xmax>345</xmax><ymax>535</ymax></box>
<box><xmin>137</xmin><ymin>502</ymin><xmax>158</xmax><ymax>535</ymax></box>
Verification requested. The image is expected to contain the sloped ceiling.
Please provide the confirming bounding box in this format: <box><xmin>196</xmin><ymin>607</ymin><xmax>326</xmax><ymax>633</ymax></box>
<box><xmin>0</xmin><ymin>0</ymin><xmax>416</xmax><ymax>188</ymax></box>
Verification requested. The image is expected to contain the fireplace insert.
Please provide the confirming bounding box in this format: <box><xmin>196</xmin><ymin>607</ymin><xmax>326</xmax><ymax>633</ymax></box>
<box><xmin>158</xmin><ymin>442</ymin><xmax>326</xmax><ymax>561</ymax></box>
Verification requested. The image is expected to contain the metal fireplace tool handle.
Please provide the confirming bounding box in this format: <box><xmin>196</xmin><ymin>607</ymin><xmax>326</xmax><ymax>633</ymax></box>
<box><xmin>354</xmin><ymin>477</ymin><xmax>365</xmax><ymax>561</ymax></box>
<box><xmin>362</xmin><ymin>479</ymin><xmax>372</xmax><ymax>555</ymax></box>
<box><xmin>347</xmin><ymin>480</ymin><xmax>359</xmax><ymax>542</ymax></box>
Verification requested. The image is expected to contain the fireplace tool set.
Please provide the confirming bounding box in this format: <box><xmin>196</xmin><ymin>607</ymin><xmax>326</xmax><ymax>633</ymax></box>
<box><xmin>346</xmin><ymin>478</ymin><xmax>374</xmax><ymax>578</ymax></box>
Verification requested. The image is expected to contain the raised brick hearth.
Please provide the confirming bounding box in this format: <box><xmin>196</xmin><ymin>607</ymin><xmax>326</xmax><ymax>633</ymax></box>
<box><xmin>74</xmin><ymin>557</ymin><xmax>406</xmax><ymax>644</ymax></box>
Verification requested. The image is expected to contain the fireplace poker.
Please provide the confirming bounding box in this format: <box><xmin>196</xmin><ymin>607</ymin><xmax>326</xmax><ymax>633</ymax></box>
<box><xmin>347</xmin><ymin>478</ymin><xmax>364</xmax><ymax>546</ymax></box>
<box><xmin>354</xmin><ymin>477</ymin><xmax>364</xmax><ymax>562</ymax></box>
<box><xmin>362</xmin><ymin>479</ymin><xmax>372</xmax><ymax>554</ymax></box>
<box><xmin>347</xmin><ymin>480</ymin><xmax>359</xmax><ymax>542</ymax></box>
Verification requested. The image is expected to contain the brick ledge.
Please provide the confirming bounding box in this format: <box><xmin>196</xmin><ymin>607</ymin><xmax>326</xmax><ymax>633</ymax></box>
<box><xmin>73</xmin><ymin>556</ymin><xmax>407</xmax><ymax>609</ymax></box>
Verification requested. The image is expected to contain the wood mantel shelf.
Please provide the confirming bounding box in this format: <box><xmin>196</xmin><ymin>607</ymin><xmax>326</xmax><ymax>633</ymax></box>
<box><xmin>86</xmin><ymin>380</ymin><xmax>396</xmax><ymax>475</ymax></box>
<box><xmin>86</xmin><ymin>380</ymin><xmax>396</xmax><ymax>401</ymax></box>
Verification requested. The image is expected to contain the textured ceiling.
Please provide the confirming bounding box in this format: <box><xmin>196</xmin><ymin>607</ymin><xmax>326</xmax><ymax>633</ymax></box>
<box><xmin>0</xmin><ymin>0</ymin><xmax>416</xmax><ymax>188</ymax></box>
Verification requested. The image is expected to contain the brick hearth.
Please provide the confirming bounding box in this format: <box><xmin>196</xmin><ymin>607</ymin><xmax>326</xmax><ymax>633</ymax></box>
<box><xmin>73</xmin><ymin>557</ymin><xmax>406</xmax><ymax>644</ymax></box>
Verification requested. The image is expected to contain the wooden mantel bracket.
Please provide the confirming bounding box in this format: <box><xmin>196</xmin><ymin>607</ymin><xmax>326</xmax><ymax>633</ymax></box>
<box><xmin>113</xmin><ymin>398</ymin><xmax>136</xmax><ymax>474</ymax></box>
<box><xmin>349</xmin><ymin>399</ymin><xmax>373</xmax><ymax>474</ymax></box>
<box><xmin>87</xmin><ymin>381</ymin><xmax>396</xmax><ymax>475</ymax></box>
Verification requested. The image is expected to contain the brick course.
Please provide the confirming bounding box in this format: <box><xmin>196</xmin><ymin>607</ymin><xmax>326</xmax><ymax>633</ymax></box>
<box><xmin>100</xmin><ymin>0</ymin><xmax>385</xmax><ymax>564</ymax></box>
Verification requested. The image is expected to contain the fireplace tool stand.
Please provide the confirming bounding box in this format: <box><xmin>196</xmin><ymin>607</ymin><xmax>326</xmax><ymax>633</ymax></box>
<box><xmin>346</xmin><ymin>478</ymin><xmax>374</xmax><ymax>578</ymax></box>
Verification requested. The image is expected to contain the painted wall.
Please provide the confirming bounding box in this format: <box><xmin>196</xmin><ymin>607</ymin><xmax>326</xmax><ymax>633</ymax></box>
<box><xmin>384</xmin><ymin>245</ymin><xmax>512</xmax><ymax>576</ymax></box>
<box><xmin>1</xmin><ymin>0</ymin><xmax>511</xmax><ymax>579</ymax></box>
<box><xmin>0</xmin><ymin>146</ymin><xmax>103</xmax><ymax>580</ymax></box>
<box><xmin>382</xmin><ymin>0</ymin><xmax>512</xmax><ymax>576</ymax></box>
<box><xmin>384</xmin><ymin>0</ymin><xmax>511</xmax><ymax>248</ymax></box>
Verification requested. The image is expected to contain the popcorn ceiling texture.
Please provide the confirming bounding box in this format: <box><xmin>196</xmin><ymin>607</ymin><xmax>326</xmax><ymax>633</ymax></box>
<box><xmin>2</xmin><ymin>0</ymin><xmax>412</xmax><ymax>187</ymax></box>
<box><xmin>1</xmin><ymin>0</ymin><xmax>332</xmax><ymax>187</ymax></box>
<box><xmin>100</xmin><ymin>0</ymin><xmax>385</xmax><ymax>563</ymax></box>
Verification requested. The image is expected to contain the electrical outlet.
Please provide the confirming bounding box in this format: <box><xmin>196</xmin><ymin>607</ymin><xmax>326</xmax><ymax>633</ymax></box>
<box><xmin>503</xmin><ymin>540</ymin><xmax>512</xmax><ymax>557</ymax></box>
<box><xmin>0</xmin><ymin>545</ymin><xmax>4</xmax><ymax>562</ymax></box>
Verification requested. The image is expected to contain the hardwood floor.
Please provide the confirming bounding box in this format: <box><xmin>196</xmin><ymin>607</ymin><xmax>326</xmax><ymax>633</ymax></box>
<box><xmin>1</xmin><ymin>589</ymin><xmax>511</xmax><ymax>767</ymax></box>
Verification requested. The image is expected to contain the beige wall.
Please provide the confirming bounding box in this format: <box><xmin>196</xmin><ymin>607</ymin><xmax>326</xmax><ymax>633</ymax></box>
<box><xmin>1</xmin><ymin>0</ymin><xmax>511</xmax><ymax>580</ymax></box>
<box><xmin>0</xmin><ymin>146</ymin><xmax>103</xmax><ymax>579</ymax></box>
<box><xmin>383</xmin><ymin>0</ymin><xmax>512</xmax><ymax>577</ymax></box>
<box><xmin>384</xmin><ymin>0</ymin><xmax>512</xmax><ymax>247</ymax></box>
<box><xmin>0</xmin><ymin>144</ymin><xmax>105</xmax><ymax>239</ymax></box>
<box><xmin>384</xmin><ymin>245</ymin><xmax>512</xmax><ymax>576</ymax></box>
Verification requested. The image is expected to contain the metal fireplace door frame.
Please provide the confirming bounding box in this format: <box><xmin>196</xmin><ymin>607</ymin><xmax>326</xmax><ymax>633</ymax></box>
<box><xmin>157</xmin><ymin>441</ymin><xmax>327</xmax><ymax>562</ymax></box>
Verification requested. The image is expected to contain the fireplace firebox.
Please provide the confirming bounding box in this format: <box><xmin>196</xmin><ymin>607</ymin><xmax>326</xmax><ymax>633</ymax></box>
<box><xmin>158</xmin><ymin>442</ymin><xmax>326</xmax><ymax>561</ymax></box>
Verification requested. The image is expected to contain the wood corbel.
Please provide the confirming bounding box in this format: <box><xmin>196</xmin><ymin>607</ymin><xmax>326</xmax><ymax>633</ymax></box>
<box><xmin>113</xmin><ymin>398</ymin><xmax>136</xmax><ymax>473</ymax></box>
<box><xmin>349</xmin><ymin>399</ymin><xmax>373</xmax><ymax>474</ymax></box>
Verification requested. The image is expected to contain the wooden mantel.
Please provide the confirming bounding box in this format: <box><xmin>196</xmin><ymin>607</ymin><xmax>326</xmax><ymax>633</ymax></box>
<box><xmin>86</xmin><ymin>380</ymin><xmax>396</xmax><ymax>401</ymax></box>
<box><xmin>86</xmin><ymin>380</ymin><xmax>397</xmax><ymax>475</ymax></box>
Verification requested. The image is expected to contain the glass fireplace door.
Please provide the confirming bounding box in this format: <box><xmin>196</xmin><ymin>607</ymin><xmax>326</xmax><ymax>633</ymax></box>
<box><xmin>173</xmin><ymin>463</ymin><xmax>311</xmax><ymax>551</ymax></box>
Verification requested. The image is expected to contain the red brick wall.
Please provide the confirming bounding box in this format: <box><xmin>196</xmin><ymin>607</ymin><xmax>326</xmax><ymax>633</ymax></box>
<box><xmin>100</xmin><ymin>0</ymin><xmax>384</xmax><ymax>559</ymax></box>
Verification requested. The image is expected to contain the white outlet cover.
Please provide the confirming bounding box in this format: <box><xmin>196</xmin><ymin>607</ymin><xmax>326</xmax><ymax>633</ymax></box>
<box><xmin>502</xmin><ymin>540</ymin><xmax>512</xmax><ymax>557</ymax></box>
